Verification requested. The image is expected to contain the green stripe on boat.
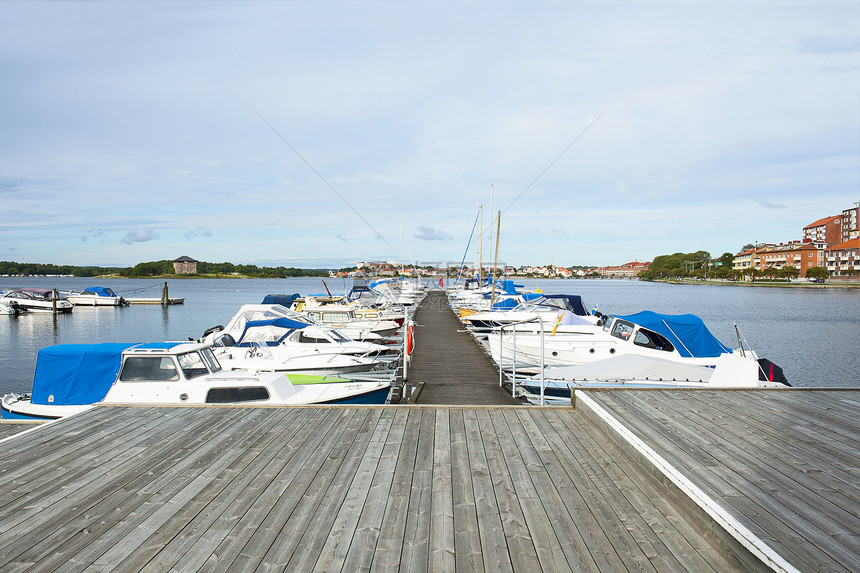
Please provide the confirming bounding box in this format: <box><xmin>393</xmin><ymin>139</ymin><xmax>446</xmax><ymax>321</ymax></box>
<box><xmin>286</xmin><ymin>374</ymin><xmax>353</xmax><ymax>385</ymax></box>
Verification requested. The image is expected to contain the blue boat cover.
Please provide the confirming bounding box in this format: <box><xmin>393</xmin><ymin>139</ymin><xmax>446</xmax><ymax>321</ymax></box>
<box><xmin>490</xmin><ymin>298</ymin><xmax>519</xmax><ymax>310</ymax></box>
<box><xmin>82</xmin><ymin>286</ymin><xmax>118</xmax><ymax>297</ymax></box>
<box><xmin>614</xmin><ymin>311</ymin><xmax>731</xmax><ymax>358</ymax></box>
<box><xmin>236</xmin><ymin>317</ymin><xmax>308</xmax><ymax>346</ymax></box>
<box><xmin>540</xmin><ymin>294</ymin><xmax>588</xmax><ymax>316</ymax></box>
<box><xmin>261</xmin><ymin>293</ymin><xmax>300</xmax><ymax>306</ymax></box>
<box><xmin>30</xmin><ymin>343</ymin><xmax>139</xmax><ymax>405</ymax></box>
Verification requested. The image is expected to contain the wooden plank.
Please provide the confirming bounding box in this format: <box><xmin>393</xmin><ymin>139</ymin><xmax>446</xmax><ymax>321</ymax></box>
<box><xmin>448</xmin><ymin>409</ymin><xmax>484</xmax><ymax>572</ymax></box>
<box><xmin>339</xmin><ymin>408</ymin><xmax>409</xmax><ymax>572</ymax></box>
<box><xmin>487</xmin><ymin>410</ymin><xmax>572</xmax><ymax>572</ymax></box>
<box><xmin>0</xmin><ymin>407</ymin><xmax>234</xmax><ymax>567</ymax></box>
<box><xmin>461</xmin><ymin>409</ymin><xmax>512</xmax><ymax>572</ymax></box>
<box><xmin>115</xmin><ymin>408</ymin><xmax>306</xmax><ymax>572</ymax></box>
<box><xmin>198</xmin><ymin>408</ymin><xmax>361</xmax><ymax>571</ymax></box>
<box><xmin>428</xmin><ymin>409</ymin><xmax>455</xmax><ymax>573</ymax></box>
<box><xmin>311</xmin><ymin>409</ymin><xmax>397</xmax><ymax>572</ymax></box>
<box><xmin>371</xmin><ymin>408</ymin><xmax>423</xmax><ymax>571</ymax></box>
<box><xmin>474</xmin><ymin>409</ymin><xmax>542</xmax><ymax>572</ymax></box>
<box><xmin>399</xmin><ymin>408</ymin><xmax>435</xmax><ymax>570</ymax></box>
<box><xmin>587</xmin><ymin>390</ymin><xmax>860</xmax><ymax>572</ymax></box>
<box><xmin>226</xmin><ymin>408</ymin><xmax>372</xmax><ymax>571</ymax></box>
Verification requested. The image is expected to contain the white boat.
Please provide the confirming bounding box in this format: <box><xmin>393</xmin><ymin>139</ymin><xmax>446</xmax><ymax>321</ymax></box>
<box><xmin>203</xmin><ymin>304</ymin><xmax>398</xmax><ymax>374</ymax></box>
<box><xmin>0</xmin><ymin>288</ymin><xmax>73</xmax><ymax>313</ymax></box>
<box><xmin>205</xmin><ymin>316</ymin><xmax>396</xmax><ymax>375</ymax></box>
<box><xmin>1</xmin><ymin>341</ymin><xmax>393</xmax><ymax>421</ymax></box>
<box><xmin>291</xmin><ymin>297</ymin><xmax>401</xmax><ymax>337</ymax></box>
<box><xmin>518</xmin><ymin>352</ymin><xmax>789</xmax><ymax>402</ymax></box>
<box><xmin>0</xmin><ymin>296</ymin><xmax>25</xmax><ymax>315</ymax></box>
<box><xmin>487</xmin><ymin>311</ymin><xmax>740</xmax><ymax>371</ymax></box>
<box><xmin>65</xmin><ymin>286</ymin><xmax>129</xmax><ymax>306</ymax></box>
<box><xmin>462</xmin><ymin>295</ymin><xmax>599</xmax><ymax>330</ymax></box>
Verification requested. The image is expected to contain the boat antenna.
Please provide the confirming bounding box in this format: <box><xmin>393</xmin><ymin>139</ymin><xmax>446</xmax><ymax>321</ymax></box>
<box><xmin>251</xmin><ymin>107</ymin><xmax>396</xmax><ymax>253</ymax></box>
<box><xmin>734</xmin><ymin>322</ymin><xmax>746</xmax><ymax>357</ymax></box>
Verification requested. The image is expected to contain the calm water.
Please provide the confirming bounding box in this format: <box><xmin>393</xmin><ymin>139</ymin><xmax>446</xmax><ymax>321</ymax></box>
<box><xmin>1</xmin><ymin>277</ymin><xmax>858</xmax><ymax>393</ymax></box>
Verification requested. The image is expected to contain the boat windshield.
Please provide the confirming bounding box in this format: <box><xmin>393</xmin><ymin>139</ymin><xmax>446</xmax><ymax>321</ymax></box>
<box><xmin>177</xmin><ymin>351</ymin><xmax>211</xmax><ymax>379</ymax></box>
<box><xmin>120</xmin><ymin>356</ymin><xmax>180</xmax><ymax>381</ymax></box>
<box><xmin>200</xmin><ymin>347</ymin><xmax>222</xmax><ymax>373</ymax></box>
<box><xmin>610</xmin><ymin>320</ymin><xmax>635</xmax><ymax>340</ymax></box>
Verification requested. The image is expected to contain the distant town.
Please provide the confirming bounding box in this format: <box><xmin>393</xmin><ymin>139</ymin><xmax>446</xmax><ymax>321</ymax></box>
<box><xmin>2</xmin><ymin>202</ymin><xmax>857</xmax><ymax>281</ymax></box>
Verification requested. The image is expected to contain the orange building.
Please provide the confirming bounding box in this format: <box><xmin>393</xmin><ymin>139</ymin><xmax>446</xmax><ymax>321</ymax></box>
<box><xmin>824</xmin><ymin>238</ymin><xmax>859</xmax><ymax>276</ymax></box>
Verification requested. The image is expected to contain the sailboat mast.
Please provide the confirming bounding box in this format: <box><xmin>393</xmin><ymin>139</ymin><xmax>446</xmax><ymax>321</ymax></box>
<box><xmin>477</xmin><ymin>204</ymin><xmax>483</xmax><ymax>282</ymax></box>
<box><xmin>490</xmin><ymin>210</ymin><xmax>501</xmax><ymax>307</ymax></box>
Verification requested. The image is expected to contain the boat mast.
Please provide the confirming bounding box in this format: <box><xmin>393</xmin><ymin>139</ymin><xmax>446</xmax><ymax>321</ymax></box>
<box><xmin>477</xmin><ymin>204</ymin><xmax>483</xmax><ymax>283</ymax></box>
<box><xmin>490</xmin><ymin>210</ymin><xmax>501</xmax><ymax>307</ymax></box>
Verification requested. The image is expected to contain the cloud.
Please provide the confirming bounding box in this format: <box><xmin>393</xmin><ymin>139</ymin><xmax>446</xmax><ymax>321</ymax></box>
<box><xmin>758</xmin><ymin>199</ymin><xmax>787</xmax><ymax>209</ymax></box>
<box><xmin>414</xmin><ymin>226</ymin><xmax>452</xmax><ymax>242</ymax></box>
<box><xmin>184</xmin><ymin>225</ymin><xmax>214</xmax><ymax>239</ymax></box>
<box><xmin>121</xmin><ymin>227</ymin><xmax>159</xmax><ymax>245</ymax></box>
<box><xmin>82</xmin><ymin>228</ymin><xmax>107</xmax><ymax>242</ymax></box>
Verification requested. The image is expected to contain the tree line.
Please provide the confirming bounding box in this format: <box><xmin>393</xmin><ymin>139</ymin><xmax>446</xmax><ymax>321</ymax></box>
<box><xmin>0</xmin><ymin>260</ymin><xmax>335</xmax><ymax>278</ymax></box>
<box><xmin>637</xmin><ymin>250</ymin><xmax>832</xmax><ymax>282</ymax></box>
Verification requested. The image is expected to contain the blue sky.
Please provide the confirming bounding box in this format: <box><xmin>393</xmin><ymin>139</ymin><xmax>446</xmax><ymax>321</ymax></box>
<box><xmin>2</xmin><ymin>1</ymin><xmax>858</xmax><ymax>268</ymax></box>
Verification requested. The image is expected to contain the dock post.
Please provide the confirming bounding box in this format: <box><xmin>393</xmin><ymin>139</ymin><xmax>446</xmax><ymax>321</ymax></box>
<box><xmin>161</xmin><ymin>282</ymin><xmax>168</xmax><ymax>305</ymax></box>
<box><xmin>52</xmin><ymin>288</ymin><xmax>58</xmax><ymax>314</ymax></box>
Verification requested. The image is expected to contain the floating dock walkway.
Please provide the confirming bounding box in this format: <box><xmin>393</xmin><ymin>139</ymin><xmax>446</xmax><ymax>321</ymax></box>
<box><xmin>0</xmin><ymin>288</ymin><xmax>857</xmax><ymax>571</ymax></box>
<box><xmin>406</xmin><ymin>290</ymin><xmax>518</xmax><ymax>405</ymax></box>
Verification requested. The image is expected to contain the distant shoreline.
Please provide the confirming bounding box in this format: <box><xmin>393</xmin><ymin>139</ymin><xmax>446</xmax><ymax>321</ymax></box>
<box><xmin>653</xmin><ymin>278</ymin><xmax>860</xmax><ymax>289</ymax></box>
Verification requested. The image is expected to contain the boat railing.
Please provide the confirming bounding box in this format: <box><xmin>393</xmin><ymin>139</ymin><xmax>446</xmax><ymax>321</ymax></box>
<box><xmin>497</xmin><ymin>317</ymin><xmax>547</xmax><ymax>405</ymax></box>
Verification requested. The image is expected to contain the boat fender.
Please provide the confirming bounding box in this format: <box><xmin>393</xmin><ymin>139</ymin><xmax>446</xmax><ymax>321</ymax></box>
<box><xmin>406</xmin><ymin>324</ymin><xmax>415</xmax><ymax>356</ymax></box>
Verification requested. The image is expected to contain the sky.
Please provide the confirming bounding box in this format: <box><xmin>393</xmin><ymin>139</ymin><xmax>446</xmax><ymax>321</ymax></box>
<box><xmin>1</xmin><ymin>1</ymin><xmax>858</xmax><ymax>269</ymax></box>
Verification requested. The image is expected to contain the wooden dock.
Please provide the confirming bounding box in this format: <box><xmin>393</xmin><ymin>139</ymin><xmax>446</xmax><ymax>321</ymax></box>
<box><xmin>0</xmin><ymin>389</ymin><xmax>856</xmax><ymax>571</ymax></box>
<box><xmin>407</xmin><ymin>291</ymin><xmax>518</xmax><ymax>405</ymax></box>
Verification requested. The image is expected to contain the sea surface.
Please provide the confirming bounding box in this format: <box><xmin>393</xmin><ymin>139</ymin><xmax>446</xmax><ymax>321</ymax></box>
<box><xmin>1</xmin><ymin>276</ymin><xmax>858</xmax><ymax>393</ymax></box>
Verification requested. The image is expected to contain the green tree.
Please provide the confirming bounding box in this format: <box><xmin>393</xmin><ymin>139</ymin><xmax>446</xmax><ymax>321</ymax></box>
<box><xmin>805</xmin><ymin>266</ymin><xmax>829</xmax><ymax>280</ymax></box>
<box><xmin>778</xmin><ymin>266</ymin><xmax>799</xmax><ymax>280</ymax></box>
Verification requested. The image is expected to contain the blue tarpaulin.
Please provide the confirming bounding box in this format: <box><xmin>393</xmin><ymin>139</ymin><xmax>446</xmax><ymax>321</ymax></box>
<box><xmin>261</xmin><ymin>293</ymin><xmax>301</xmax><ymax>306</ymax></box>
<box><xmin>614</xmin><ymin>311</ymin><xmax>732</xmax><ymax>358</ymax></box>
<box><xmin>30</xmin><ymin>343</ymin><xmax>139</xmax><ymax>405</ymax></box>
<box><xmin>81</xmin><ymin>286</ymin><xmax>119</xmax><ymax>297</ymax></box>
<box><xmin>236</xmin><ymin>317</ymin><xmax>309</xmax><ymax>346</ymax></box>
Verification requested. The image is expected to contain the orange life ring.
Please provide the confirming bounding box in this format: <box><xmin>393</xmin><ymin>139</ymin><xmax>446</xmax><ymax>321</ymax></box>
<box><xmin>406</xmin><ymin>324</ymin><xmax>415</xmax><ymax>356</ymax></box>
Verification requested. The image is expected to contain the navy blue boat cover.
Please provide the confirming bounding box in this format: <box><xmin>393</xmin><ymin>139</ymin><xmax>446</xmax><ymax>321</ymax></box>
<box><xmin>30</xmin><ymin>343</ymin><xmax>139</xmax><ymax>405</ymax></box>
<box><xmin>614</xmin><ymin>311</ymin><xmax>732</xmax><ymax>358</ymax></box>
<box><xmin>261</xmin><ymin>293</ymin><xmax>301</xmax><ymax>306</ymax></box>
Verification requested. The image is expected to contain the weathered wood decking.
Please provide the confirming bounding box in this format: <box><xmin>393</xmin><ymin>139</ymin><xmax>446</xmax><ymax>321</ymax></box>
<box><xmin>0</xmin><ymin>404</ymin><xmax>736</xmax><ymax>572</ymax></box>
<box><xmin>580</xmin><ymin>388</ymin><xmax>860</xmax><ymax>573</ymax></box>
<box><xmin>407</xmin><ymin>291</ymin><xmax>517</xmax><ymax>405</ymax></box>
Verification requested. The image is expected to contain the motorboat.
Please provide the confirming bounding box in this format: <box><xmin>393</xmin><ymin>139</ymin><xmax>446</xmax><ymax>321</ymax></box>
<box><xmin>487</xmin><ymin>311</ymin><xmax>741</xmax><ymax>371</ymax></box>
<box><xmin>0</xmin><ymin>288</ymin><xmax>73</xmax><ymax>313</ymax></box>
<box><xmin>65</xmin><ymin>286</ymin><xmax>129</xmax><ymax>306</ymax></box>
<box><xmin>291</xmin><ymin>297</ymin><xmax>401</xmax><ymax>337</ymax></box>
<box><xmin>449</xmin><ymin>279</ymin><xmax>535</xmax><ymax>313</ymax></box>
<box><xmin>0</xmin><ymin>295</ymin><xmax>25</xmax><ymax>315</ymax></box>
<box><xmin>462</xmin><ymin>294</ymin><xmax>598</xmax><ymax>330</ymax></box>
<box><xmin>204</xmin><ymin>316</ymin><xmax>396</xmax><ymax>375</ymax></box>
<box><xmin>518</xmin><ymin>352</ymin><xmax>789</xmax><ymax>402</ymax></box>
<box><xmin>1</xmin><ymin>341</ymin><xmax>393</xmax><ymax>421</ymax></box>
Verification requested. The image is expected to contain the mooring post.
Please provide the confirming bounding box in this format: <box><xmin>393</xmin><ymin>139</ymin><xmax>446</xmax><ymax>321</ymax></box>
<box><xmin>52</xmin><ymin>288</ymin><xmax>58</xmax><ymax>314</ymax></box>
<box><xmin>161</xmin><ymin>282</ymin><xmax>168</xmax><ymax>305</ymax></box>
